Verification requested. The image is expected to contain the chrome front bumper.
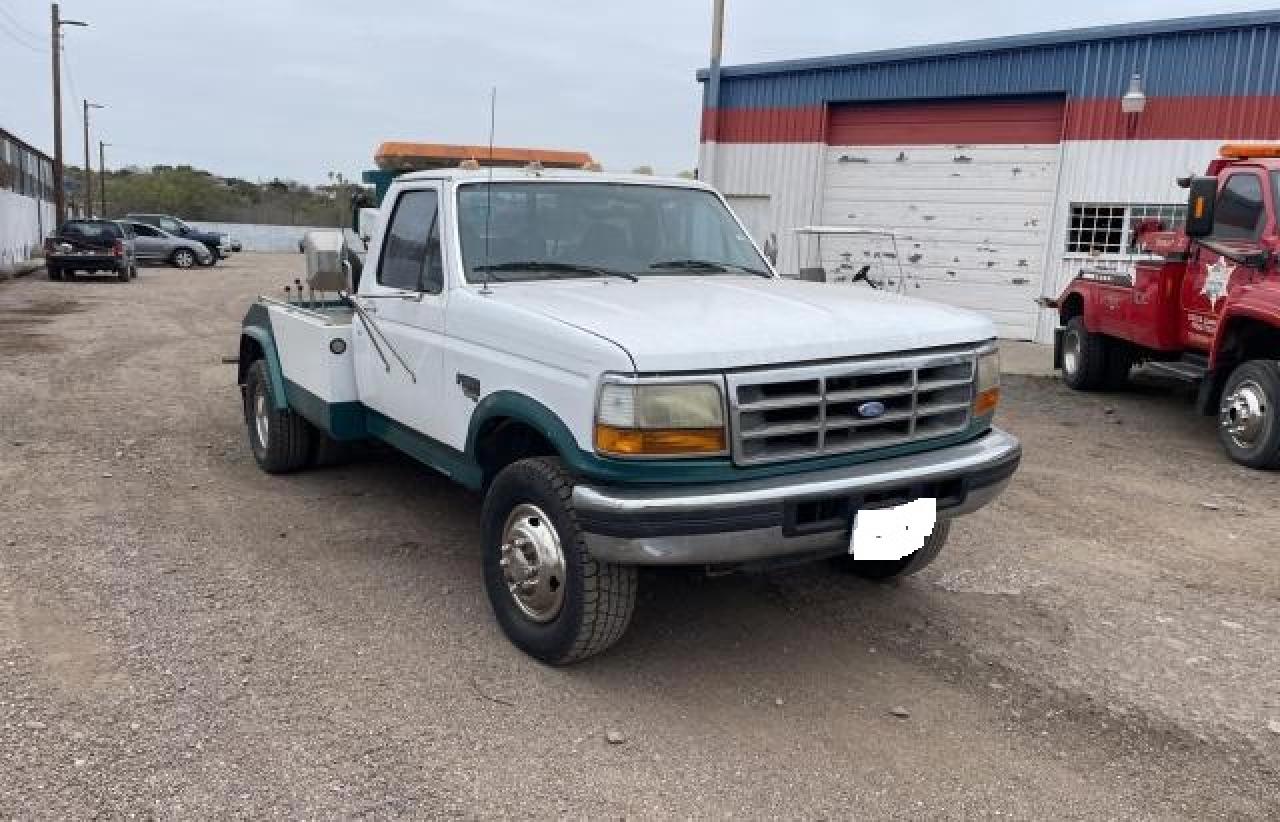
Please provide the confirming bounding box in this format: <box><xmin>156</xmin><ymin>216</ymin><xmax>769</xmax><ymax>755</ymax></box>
<box><xmin>572</xmin><ymin>427</ymin><xmax>1021</xmax><ymax>566</ymax></box>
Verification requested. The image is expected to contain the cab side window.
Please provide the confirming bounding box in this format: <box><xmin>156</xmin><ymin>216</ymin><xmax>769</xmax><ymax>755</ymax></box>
<box><xmin>1213</xmin><ymin>173</ymin><xmax>1266</xmax><ymax>241</ymax></box>
<box><xmin>378</xmin><ymin>189</ymin><xmax>443</xmax><ymax>294</ymax></box>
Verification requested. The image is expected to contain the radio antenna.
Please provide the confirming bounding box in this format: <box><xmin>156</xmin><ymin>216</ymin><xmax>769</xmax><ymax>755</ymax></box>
<box><xmin>480</xmin><ymin>86</ymin><xmax>497</xmax><ymax>295</ymax></box>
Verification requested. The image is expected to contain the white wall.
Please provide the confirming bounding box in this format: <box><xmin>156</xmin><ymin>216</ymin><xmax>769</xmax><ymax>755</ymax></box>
<box><xmin>700</xmin><ymin>141</ymin><xmax>825</xmax><ymax>277</ymax></box>
<box><xmin>1</xmin><ymin>189</ymin><xmax>55</xmax><ymax>267</ymax></box>
<box><xmin>707</xmin><ymin>138</ymin><xmax>1223</xmax><ymax>343</ymax></box>
<box><xmin>188</xmin><ymin>220</ymin><xmax>333</xmax><ymax>253</ymax></box>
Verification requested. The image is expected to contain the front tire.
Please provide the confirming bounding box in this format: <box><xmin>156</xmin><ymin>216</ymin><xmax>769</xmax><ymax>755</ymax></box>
<box><xmin>117</xmin><ymin>263</ymin><xmax>130</xmax><ymax>283</ymax></box>
<box><xmin>1217</xmin><ymin>360</ymin><xmax>1280</xmax><ymax>469</ymax></box>
<box><xmin>243</xmin><ymin>359</ymin><xmax>314</xmax><ymax>473</ymax></box>
<box><xmin>48</xmin><ymin>265</ymin><xmax>63</xmax><ymax>281</ymax></box>
<box><xmin>1061</xmin><ymin>317</ymin><xmax>1108</xmax><ymax>390</ymax></box>
<box><xmin>171</xmin><ymin>248</ymin><xmax>196</xmax><ymax>269</ymax></box>
<box><xmin>481</xmin><ymin>457</ymin><xmax>637</xmax><ymax>664</ymax></box>
<box><xmin>831</xmin><ymin>520</ymin><xmax>952</xmax><ymax>580</ymax></box>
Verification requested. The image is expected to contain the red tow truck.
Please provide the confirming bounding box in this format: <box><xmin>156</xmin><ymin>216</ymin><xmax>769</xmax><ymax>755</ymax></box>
<box><xmin>1051</xmin><ymin>143</ymin><xmax>1280</xmax><ymax>469</ymax></box>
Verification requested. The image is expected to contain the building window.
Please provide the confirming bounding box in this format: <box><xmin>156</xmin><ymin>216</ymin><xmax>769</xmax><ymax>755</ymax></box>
<box><xmin>1066</xmin><ymin>203</ymin><xmax>1186</xmax><ymax>255</ymax></box>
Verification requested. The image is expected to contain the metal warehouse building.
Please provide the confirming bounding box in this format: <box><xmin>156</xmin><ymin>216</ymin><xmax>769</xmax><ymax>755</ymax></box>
<box><xmin>698</xmin><ymin>10</ymin><xmax>1280</xmax><ymax>342</ymax></box>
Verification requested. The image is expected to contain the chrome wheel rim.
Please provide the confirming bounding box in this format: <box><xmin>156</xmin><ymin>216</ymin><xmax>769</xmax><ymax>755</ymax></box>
<box><xmin>253</xmin><ymin>388</ymin><xmax>270</xmax><ymax>446</ymax></box>
<box><xmin>499</xmin><ymin>503</ymin><xmax>566</xmax><ymax>623</ymax></box>
<box><xmin>1062</xmin><ymin>329</ymin><xmax>1081</xmax><ymax>376</ymax></box>
<box><xmin>1220</xmin><ymin>379</ymin><xmax>1270</xmax><ymax>449</ymax></box>
<box><xmin>176</xmin><ymin>251</ymin><xmax>193</xmax><ymax>268</ymax></box>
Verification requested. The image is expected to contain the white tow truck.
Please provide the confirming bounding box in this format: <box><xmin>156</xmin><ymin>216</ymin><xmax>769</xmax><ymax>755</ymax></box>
<box><xmin>237</xmin><ymin>167</ymin><xmax>1021</xmax><ymax>664</ymax></box>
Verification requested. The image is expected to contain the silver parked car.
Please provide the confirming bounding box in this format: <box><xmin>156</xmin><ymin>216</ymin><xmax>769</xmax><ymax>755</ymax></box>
<box><xmin>124</xmin><ymin>221</ymin><xmax>213</xmax><ymax>269</ymax></box>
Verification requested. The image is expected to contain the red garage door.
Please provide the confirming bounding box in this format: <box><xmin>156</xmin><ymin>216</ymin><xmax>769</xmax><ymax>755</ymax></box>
<box><xmin>827</xmin><ymin>96</ymin><xmax>1065</xmax><ymax>145</ymax></box>
<box><xmin>821</xmin><ymin>96</ymin><xmax>1066</xmax><ymax>339</ymax></box>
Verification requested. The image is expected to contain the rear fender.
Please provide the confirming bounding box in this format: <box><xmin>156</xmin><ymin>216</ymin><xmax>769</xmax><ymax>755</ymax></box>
<box><xmin>1056</xmin><ymin>282</ymin><xmax>1092</xmax><ymax>330</ymax></box>
<box><xmin>239</xmin><ymin>304</ymin><xmax>289</xmax><ymax>411</ymax></box>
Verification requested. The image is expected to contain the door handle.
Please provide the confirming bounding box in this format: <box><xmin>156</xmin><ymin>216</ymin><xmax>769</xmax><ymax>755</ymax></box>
<box><xmin>362</xmin><ymin>301</ymin><xmax>377</xmax><ymax>314</ymax></box>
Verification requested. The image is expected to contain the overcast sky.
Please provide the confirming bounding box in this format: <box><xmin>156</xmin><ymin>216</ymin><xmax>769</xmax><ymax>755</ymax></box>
<box><xmin>2</xmin><ymin>0</ymin><xmax>1277</xmax><ymax>184</ymax></box>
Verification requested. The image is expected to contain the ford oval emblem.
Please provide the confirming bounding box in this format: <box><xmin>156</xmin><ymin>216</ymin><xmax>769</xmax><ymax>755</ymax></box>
<box><xmin>857</xmin><ymin>400</ymin><xmax>887</xmax><ymax>419</ymax></box>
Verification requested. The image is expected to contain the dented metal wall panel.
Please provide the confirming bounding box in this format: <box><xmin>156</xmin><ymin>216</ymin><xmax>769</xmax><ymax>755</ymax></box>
<box><xmin>820</xmin><ymin>144</ymin><xmax>1060</xmax><ymax>340</ymax></box>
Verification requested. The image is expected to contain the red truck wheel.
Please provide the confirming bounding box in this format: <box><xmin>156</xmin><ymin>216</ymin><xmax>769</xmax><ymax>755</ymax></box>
<box><xmin>1061</xmin><ymin>317</ymin><xmax>1109</xmax><ymax>391</ymax></box>
<box><xmin>1217</xmin><ymin>361</ymin><xmax>1280</xmax><ymax>469</ymax></box>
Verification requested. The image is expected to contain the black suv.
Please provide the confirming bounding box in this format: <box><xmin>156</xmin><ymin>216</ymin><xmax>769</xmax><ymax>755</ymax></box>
<box><xmin>125</xmin><ymin>214</ymin><xmax>226</xmax><ymax>262</ymax></box>
<box><xmin>44</xmin><ymin>220</ymin><xmax>138</xmax><ymax>282</ymax></box>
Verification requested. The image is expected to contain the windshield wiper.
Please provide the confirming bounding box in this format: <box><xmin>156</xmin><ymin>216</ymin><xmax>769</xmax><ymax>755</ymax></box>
<box><xmin>649</xmin><ymin>259</ymin><xmax>771</xmax><ymax>278</ymax></box>
<box><xmin>473</xmin><ymin>260</ymin><xmax>637</xmax><ymax>282</ymax></box>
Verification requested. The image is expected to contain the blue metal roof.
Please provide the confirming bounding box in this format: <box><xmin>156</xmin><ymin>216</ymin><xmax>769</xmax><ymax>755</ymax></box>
<box><xmin>699</xmin><ymin>10</ymin><xmax>1280</xmax><ymax>107</ymax></box>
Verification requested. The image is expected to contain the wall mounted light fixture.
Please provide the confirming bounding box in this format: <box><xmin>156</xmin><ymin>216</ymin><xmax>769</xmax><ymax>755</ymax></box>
<box><xmin>1121</xmin><ymin>73</ymin><xmax>1148</xmax><ymax>114</ymax></box>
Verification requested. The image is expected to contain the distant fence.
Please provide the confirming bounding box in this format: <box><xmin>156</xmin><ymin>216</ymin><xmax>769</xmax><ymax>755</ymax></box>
<box><xmin>188</xmin><ymin>221</ymin><xmax>334</xmax><ymax>253</ymax></box>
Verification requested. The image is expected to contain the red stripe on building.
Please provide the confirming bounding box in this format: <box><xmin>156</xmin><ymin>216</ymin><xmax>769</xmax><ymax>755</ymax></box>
<box><xmin>1064</xmin><ymin>96</ymin><xmax>1280</xmax><ymax>140</ymax></box>
<box><xmin>700</xmin><ymin>105</ymin><xmax>825</xmax><ymax>143</ymax></box>
<box><xmin>702</xmin><ymin>96</ymin><xmax>1280</xmax><ymax>144</ymax></box>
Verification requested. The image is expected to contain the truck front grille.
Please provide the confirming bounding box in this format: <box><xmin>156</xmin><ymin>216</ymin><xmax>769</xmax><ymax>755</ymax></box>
<box><xmin>727</xmin><ymin>346</ymin><xmax>983</xmax><ymax>466</ymax></box>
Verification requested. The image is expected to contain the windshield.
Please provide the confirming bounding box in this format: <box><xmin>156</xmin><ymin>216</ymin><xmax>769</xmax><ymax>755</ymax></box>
<box><xmin>62</xmin><ymin>220</ymin><xmax>121</xmax><ymax>240</ymax></box>
<box><xmin>456</xmin><ymin>182</ymin><xmax>770</xmax><ymax>282</ymax></box>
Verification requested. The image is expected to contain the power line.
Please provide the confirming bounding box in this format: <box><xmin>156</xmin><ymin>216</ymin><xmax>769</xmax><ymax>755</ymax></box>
<box><xmin>0</xmin><ymin>15</ymin><xmax>44</xmax><ymax>52</ymax></box>
<box><xmin>62</xmin><ymin>41</ymin><xmax>80</xmax><ymax>109</ymax></box>
<box><xmin>0</xmin><ymin>4</ymin><xmax>41</xmax><ymax>40</ymax></box>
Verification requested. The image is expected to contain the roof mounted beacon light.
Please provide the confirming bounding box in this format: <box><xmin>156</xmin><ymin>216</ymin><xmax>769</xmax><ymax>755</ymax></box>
<box><xmin>1219</xmin><ymin>143</ymin><xmax>1280</xmax><ymax>159</ymax></box>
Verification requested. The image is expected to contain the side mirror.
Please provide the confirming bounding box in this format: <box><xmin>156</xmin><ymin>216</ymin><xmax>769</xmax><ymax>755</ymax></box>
<box><xmin>1185</xmin><ymin>176</ymin><xmax>1217</xmax><ymax>238</ymax></box>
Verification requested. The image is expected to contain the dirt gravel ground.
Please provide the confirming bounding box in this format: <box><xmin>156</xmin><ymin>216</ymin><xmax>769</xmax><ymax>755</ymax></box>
<box><xmin>1</xmin><ymin>254</ymin><xmax>1278</xmax><ymax>819</ymax></box>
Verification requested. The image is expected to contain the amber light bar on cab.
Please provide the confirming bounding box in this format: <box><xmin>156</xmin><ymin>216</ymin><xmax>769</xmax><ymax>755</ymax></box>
<box><xmin>1219</xmin><ymin>143</ymin><xmax>1280</xmax><ymax>159</ymax></box>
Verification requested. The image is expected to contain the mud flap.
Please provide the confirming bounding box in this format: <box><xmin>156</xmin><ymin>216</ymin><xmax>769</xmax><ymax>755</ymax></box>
<box><xmin>1052</xmin><ymin>327</ymin><xmax>1064</xmax><ymax>370</ymax></box>
<box><xmin>1196</xmin><ymin>369</ymin><xmax>1222</xmax><ymax>416</ymax></box>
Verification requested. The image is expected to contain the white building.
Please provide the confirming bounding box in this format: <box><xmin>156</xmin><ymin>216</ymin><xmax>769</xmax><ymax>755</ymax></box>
<box><xmin>698</xmin><ymin>11</ymin><xmax>1280</xmax><ymax>343</ymax></box>
<box><xmin>0</xmin><ymin>128</ymin><xmax>56</xmax><ymax>268</ymax></box>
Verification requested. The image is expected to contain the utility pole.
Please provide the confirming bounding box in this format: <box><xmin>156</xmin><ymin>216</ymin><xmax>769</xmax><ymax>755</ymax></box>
<box><xmin>83</xmin><ymin>100</ymin><xmax>103</xmax><ymax>217</ymax></box>
<box><xmin>704</xmin><ymin>0</ymin><xmax>725</xmax><ymax>185</ymax></box>
<box><xmin>51</xmin><ymin>4</ymin><xmax>64</xmax><ymax>222</ymax></box>
<box><xmin>98</xmin><ymin>140</ymin><xmax>109</xmax><ymax>216</ymax></box>
<box><xmin>50</xmin><ymin>4</ymin><xmax>87</xmax><ymax>224</ymax></box>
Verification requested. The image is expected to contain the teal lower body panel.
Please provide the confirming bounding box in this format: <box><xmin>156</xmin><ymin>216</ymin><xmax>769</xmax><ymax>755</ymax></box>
<box><xmin>283</xmin><ymin>380</ymin><xmax>368</xmax><ymax>441</ymax></box>
<box><xmin>282</xmin><ymin>379</ymin><xmax>483</xmax><ymax>490</ymax></box>
<box><xmin>279</xmin><ymin>379</ymin><xmax>1000</xmax><ymax>496</ymax></box>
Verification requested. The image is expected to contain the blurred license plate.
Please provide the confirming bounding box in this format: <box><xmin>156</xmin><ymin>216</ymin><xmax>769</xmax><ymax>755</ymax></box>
<box><xmin>849</xmin><ymin>497</ymin><xmax>937</xmax><ymax>561</ymax></box>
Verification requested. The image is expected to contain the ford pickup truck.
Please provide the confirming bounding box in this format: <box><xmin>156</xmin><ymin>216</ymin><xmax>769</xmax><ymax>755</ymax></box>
<box><xmin>237</xmin><ymin>168</ymin><xmax>1021</xmax><ymax>663</ymax></box>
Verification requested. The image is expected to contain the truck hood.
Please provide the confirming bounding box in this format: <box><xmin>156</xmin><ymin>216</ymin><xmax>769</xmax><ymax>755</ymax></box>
<box><xmin>486</xmin><ymin>277</ymin><xmax>996</xmax><ymax>372</ymax></box>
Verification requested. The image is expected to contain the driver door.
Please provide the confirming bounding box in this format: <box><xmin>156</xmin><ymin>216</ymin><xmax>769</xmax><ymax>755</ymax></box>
<box><xmin>1181</xmin><ymin>170</ymin><xmax>1268</xmax><ymax>349</ymax></box>
<box><xmin>131</xmin><ymin>224</ymin><xmax>162</xmax><ymax>261</ymax></box>
<box><xmin>353</xmin><ymin>184</ymin><xmax>447</xmax><ymax>439</ymax></box>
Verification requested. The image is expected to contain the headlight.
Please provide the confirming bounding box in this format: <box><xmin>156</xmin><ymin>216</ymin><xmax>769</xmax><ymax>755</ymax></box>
<box><xmin>973</xmin><ymin>349</ymin><xmax>1000</xmax><ymax>416</ymax></box>
<box><xmin>595</xmin><ymin>380</ymin><xmax>727</xmax><ymax>457</ymax></box>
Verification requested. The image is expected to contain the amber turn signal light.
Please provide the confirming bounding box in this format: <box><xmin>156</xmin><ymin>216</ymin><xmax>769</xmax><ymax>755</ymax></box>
<box><xmin>594</xmin><ymin>425</ymin><xmax>727</xmax><ymax>457</ymax></box>
<box><xmin>973</xmin><ymin>387</ymin><xmax>1000</xmax><ymax>417</ymax></box>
